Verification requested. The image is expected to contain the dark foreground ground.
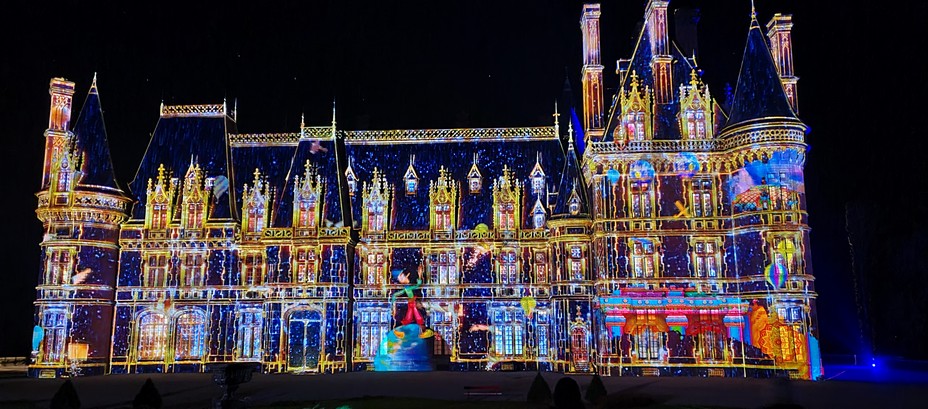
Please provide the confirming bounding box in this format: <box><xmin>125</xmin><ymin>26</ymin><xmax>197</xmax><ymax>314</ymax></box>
<box><xmin>1</xmin><ymin>364</ymin><xmax>926</xmax><ymax>409</ymax></box>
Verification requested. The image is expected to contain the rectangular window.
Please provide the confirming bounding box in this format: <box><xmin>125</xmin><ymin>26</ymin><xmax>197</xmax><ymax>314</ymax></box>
<box><xmin>692</xmin><ymin>238</ymin><xmax>722</xmax><ymax>278</ymax></box>
<box><xmin>151</xmin><ymin>203</ymin><xmax>168</xmax><ymax>229</ymax></box>
<box><xmin>435</xmin><ymin>203</ymin><xmax>452</xmax><ymax>231</ymax></box>
<box><xmin>630</xmin><ymin>239</ymin><xmax>658</xmax><ymax>278</ymax></box>
<box><xmin>186</xmin><ymin>202</ymin><xmax>203</xmax><ymax>228</ymax></box>
<box><xmin>41</xmin><ymin>310</ymin><xmax>67</xmax><ymax>364</ymax></box>
<box><xmin>429</xmin><ymin>309</ymin><xmax>454</xmax><ymax>356</ymax></box>
<box><xmin>182</xmin><ymin>253</ymin><xmax>205</xmax><ymax>286</ymax></box>
<box><xmin>359</xmin><ymin>309</ymin><xmax>390</xmax><ymax>359</ymax></box>
<box><xmin>498</xmin><ymin>203</ymin><xmax>516</xmax><ymax>230</ymax></box>
<box><xmin>241</xmin><ymin>253</ymin><xmax>264</xmax><ymax>286</ymax></box>
<box><xmin>690</xmin><ymin>178</ymin><xmax>713</xmax><ymax>217</ymax></box>
<box><xmin>236</xmin><ymin>310</ymin><xmax>263</xmax><ymax>361</ymax></box>
<box><xmin>536</xmin><ymin>310</ymin><xmax>549</xmax><ymax>357</ymax></box>
<box><xmin>144</xmin><ymin>253</ymin><xmax>168</xmax><ymax>287</ymax></box>
<box><xmin>630</xmin><ymin>180</ymin><xmax>653</xmax><ymax>218</ymax></box>
<box><xmin>491</xmin><ymin>307</ymin><xmax>524</xmax><ymax>357</ymax></box>
<box><xmin>296</xmin><ymin>198</ymin><xmax>317</xmax><ymax>229</ymax></box>
<box><xmin>366</xmin><ymin>251</ymin><xmax>386</xmax><ymax>285</ymax></box>
<box><xmin>534</xmin><ymin>251</ymin><xmax>547</xmax><ymax>284</ymax></box>
<box><xmin>45</xmin><ymin>248</ymin><xmax>74</xmax><ymax>286</ymax></box>
<box><xmin>368</xmin><ymin>201</ymin><xmax>385</xmax><ymax>231</ymax></box>
<box><xmin>294</xmin><ymin>248</ymin><xmax>317</xmax><ymax>283</ymax></box>
<box><xmin>429</xmin><ymin>250</ymin><xmax>457</xmax><ymax>285</ymax></box>
<box><xmin>633</xmin><ymin>326</ymin><xmax>663</xmax><ymax>361</ymax></box>
<box><xmin>499</xmin><ymin>250</ymin><xmax>518</xmax><ymax>285</ymax></box>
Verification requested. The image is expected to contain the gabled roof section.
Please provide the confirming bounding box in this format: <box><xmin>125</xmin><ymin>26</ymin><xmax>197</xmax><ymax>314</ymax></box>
<box><xmin>71</xmin><ymin>75</ymin><xmax>121</xmax><ymax>193</ymax></box>
<box><xmin>726</xmin><ymin>18</ymin><xmax>798</xmax><ymax>127</ymax></box>
<box><xmin>128</xmin><ymin>103</ymin><xmax>237</xmax><ymax>220</ymax></box>
<box><xmin>552</xmin><ymin>124</ymin><xmax>589</xmax><ymax>219</ymax></box>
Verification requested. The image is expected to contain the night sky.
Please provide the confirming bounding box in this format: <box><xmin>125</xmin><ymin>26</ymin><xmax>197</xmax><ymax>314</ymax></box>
<box><xmin>2</xmin><ymin>0</ymin><xmax>925</xmax><ymax>361</ymax></box>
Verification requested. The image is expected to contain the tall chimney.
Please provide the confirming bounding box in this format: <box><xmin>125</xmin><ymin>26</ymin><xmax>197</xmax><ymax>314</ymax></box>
<box><xmin>767</xmin><ymin>13</ymin><xmax>799</xmax><ymax>113</ymax></box>
<box><xmin>580</xmin><ymin>4</ymin><xmax>605</xmax><ymax>141</ymax></box>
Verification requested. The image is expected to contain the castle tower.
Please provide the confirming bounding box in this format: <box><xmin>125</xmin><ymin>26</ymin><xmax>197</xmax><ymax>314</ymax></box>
<box><xmin>580</xmin><ymin>3</ymin><xmax>605</xmax><ymax>141</ymax></box>
<box><xmin>720</xmin><ymin>9</ymin><xmax>821</xmax><ymax>380</ymax></box>
<box><xmin>548</xmin><ymin>123</ymin><xmax>594</xmax><ymax>373</ymax></box>
<box><xmin>31</xmin><ymin>76</ymin><xmax>131</xmax><ymax>377</ymax></box>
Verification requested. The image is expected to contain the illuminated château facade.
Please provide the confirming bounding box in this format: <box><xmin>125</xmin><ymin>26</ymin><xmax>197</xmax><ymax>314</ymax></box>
<box><xmin>30</xmin><ymin>1</ymin><xmax>822</xmax><ymax>379</ymax></box>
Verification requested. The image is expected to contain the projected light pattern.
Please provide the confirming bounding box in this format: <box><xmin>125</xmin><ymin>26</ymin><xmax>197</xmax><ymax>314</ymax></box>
<box><xmin>29</xmin><ymin>1</ymin><xmax>820</xmax><ymax>380</ymax></box>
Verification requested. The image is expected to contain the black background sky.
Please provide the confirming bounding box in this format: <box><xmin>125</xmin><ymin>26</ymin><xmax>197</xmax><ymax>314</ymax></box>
<box><xmin>1</xmin><ymin>0</ymin><xmax>925</xmax><ymax>361</ymax></box>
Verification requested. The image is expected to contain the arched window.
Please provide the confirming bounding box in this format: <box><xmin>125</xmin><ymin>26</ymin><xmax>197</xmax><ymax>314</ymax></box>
<box><xmin>174</xmin><ymin>310</ymin><xmax>207</xmax><ymax>360</ymax></box>
<box><xmin>137</xmin><ymin>312</ymin><xmax>167</xmax><ymax>361</ymax></box>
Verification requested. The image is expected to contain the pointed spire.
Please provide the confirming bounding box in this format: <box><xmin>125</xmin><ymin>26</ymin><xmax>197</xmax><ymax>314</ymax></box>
<box><xmin>89</xmin><ymin>72</ymin><xmax>98</xmax><ymax>95</ymax></box>
<box><xmin>70</xmin><ymin>75</ymin><xmax>121</xmax><ymax>191</ymax></box>
<box><xmin>751</xmin><ymin>0</ymin><xmax>757</xmax><ymax>22</ymax></box>
<box><xmin>725</xmin><ymin>4</ymin><xmax>799</xmax><ymax>127</ymax></box>
<box><xmin>553</xmin><ymin>100</ymin><xmax>560</xmax><ymax>135</ymax></box>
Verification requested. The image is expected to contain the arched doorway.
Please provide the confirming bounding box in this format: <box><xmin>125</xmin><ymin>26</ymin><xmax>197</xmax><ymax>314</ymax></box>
<box><xmin>287</xmin><ymin>309</ymin><xmax>323</xmax><ymax>373</ymax></box>
<box><xmin>570</xmin><ymin>324</ymin><xmax>590</xmax><ymax>372</ymax></box>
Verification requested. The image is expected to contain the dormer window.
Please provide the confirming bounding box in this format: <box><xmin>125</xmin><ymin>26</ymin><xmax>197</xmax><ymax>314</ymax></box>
<box><xmin>532</xmin><ymin>198</ymin><xmax>546</xmax><ymax>229</ymax></box>
<box><xmin>345</xmin><ymin>158</ymin><xmax>358</xmax><ymax>196</ymax></box>
<box><xmin>294</xmin><ymin>161</ymin><xmax>321</xmax><ymax>230</ymax></box>
<box><xmin>468</xmin><ymin>153</ymin><xmax>482</xmax><ymax>194</ymax></box>
<box><xmin>530</xmin><ymin>153</ymin><xmax>546</xmax><ymax>195</ymax></box>
<box><xmin>404</xmin><ymin>155</ymin><xmax>419</xmax><ymax>196</ymax></box>
<box><xmin>569</xmin><ymin>196</ymin><xmax>581</xmax><ymax>215</ymax></box>
<box><xmin>679</xmin><ymin>69</ymin><xmax>714</xmax><ymax>140</ymax></box>
<box><xmin>625</xmin><ymin>110</ymin><xmax>646</xmax><ymax>141</ymax></box>
<box><xmin>619</xmin><ymin>71</ymin><xmax>652</xmax><ymax>142</ymax></box>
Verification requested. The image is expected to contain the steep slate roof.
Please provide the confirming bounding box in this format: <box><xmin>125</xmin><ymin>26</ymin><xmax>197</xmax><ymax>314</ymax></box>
<box><xmin>71</xmin><ymin>76</ymin><xmax>121</xmax><ymax>193</ymax></box>
<box><xmin>551</xmin><ymin>130</ymin><xmax>589</xmax><ymax>219</ymax></box>
<box><xmin>230</xmin><ymin>141</ymin><xmax>297</xmax><ymax>219</ymax></box>
<box><xmin>725</xmin><ymin>17</ymin><xmax>798</xmax><ymax>127</ymax></box>
<box><xmin>128</xmin><ymin>105</ymin><xmax>237</xmax><ymax>220</ymax></box>
<box><xmin>344</xmin><ymin>129</ymin><xmax>564</xmax><ymax>231</ymax></box>
<box><xmin>602</xmin><ymin>22</ymin><xmax>699</xmax><ymax>142</ymax></box>
<box><xmin>273</xmin><ymin>137</ymin><xmax>342</xmax><ymax>228</ymax></box>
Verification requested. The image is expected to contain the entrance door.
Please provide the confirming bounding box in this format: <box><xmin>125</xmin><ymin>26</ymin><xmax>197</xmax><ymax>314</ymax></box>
<box><xmin>571</xmin><ymin>326</ymin><xmax>590</xmax><ymax>372</ymax></box>
<box><xmin>287</xmin><ymin>310</ymin><xmax>322</xmax><ymax>372</ymax></box>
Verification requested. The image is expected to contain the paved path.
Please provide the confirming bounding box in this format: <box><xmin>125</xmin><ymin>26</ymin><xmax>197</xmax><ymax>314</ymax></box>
<box><xmin>1</xmin><ymin>369</ymin><xmax>926</xmax><ymax>408</ymax></box>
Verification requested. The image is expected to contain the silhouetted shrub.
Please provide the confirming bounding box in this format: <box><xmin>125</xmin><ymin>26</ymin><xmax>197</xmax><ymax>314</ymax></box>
<box><xmin>50</xmin><ymin>379</ymin><xmax>80</xmax><ymax>409</ymax></box>
<box><xmin>133</xmin><ymin>378</ymin><xmax>163</xmax><ymax>409</ymax></box>
<box><xmin>526</xmin><ymin>372</ymin><xmax>552</xmax><ymax>406</ymax></box>
<box><xmin>585</xmin><ymin>373</ymin><xmax>608</xmax><ymax>406</ymax></box>
<box><xmin>552</xmin><ymin>377</ymin><xmax>583</xmax><ymax>409</ymax></box>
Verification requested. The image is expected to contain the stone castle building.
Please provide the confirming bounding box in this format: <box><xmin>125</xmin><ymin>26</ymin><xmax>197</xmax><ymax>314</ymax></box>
<box><xmin>30</xmin><ymin>1</ymin><xmax>821</xmax><ymax>379</ymax></box>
